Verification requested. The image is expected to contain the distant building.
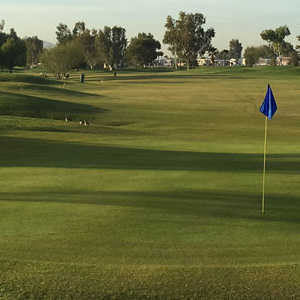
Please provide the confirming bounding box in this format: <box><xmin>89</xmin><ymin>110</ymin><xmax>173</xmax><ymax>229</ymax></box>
<box><xmin>277</xmin><ymin>56</ymin><xmax>291</xmax><ymax>66</ymax></box>
<box><xmin>254</xmin><ymin>57</ymin><xmax>292</xmax><ymax>66</ymax></box>
<box><xmin>214</xmin><ymin>59</ymin><xmax>229</xmax><ymax>67</ymax></box>
<box><xmin>197</xmin><ymin>58</ymin><xmax>211</xmax><ymax>66</ymax></box>
<box><xmin>154</xmin><ymin>57</ymin><xmax>174</xmax><ymax>67</ymax></box>
<box><xmin>177</xmin><ymin>61</ymin><xmax>186</xmax><ymax>67</ymax></box>
<box><xmin>197</xmin><ymin>57</ymin><xmax>243</xmax><ymax>67</ymax></box>
<box><xmin>256</xmin><ymin>58</ymin><xmax>272</xmax><ymax>66</ymax></box>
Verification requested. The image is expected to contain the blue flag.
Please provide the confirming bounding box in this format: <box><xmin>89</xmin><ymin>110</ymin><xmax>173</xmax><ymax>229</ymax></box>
<box><xmin>260</xmin><ymin>84</ymin><xmax>277</xmax><ymax>120</ymax></box>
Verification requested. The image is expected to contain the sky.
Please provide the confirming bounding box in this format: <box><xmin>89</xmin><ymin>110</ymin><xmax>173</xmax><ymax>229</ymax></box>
<box><xmin>2</xmin><ymin>0</ymin><xmax>300</xmax><ymax>54</ymax></box>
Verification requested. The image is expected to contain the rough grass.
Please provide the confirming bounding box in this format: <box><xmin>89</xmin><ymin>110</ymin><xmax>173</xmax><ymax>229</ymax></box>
<box><xmin>1</xmin><ymin>66</ymin><xmax>300</xmax><ymax>299</ymax></box>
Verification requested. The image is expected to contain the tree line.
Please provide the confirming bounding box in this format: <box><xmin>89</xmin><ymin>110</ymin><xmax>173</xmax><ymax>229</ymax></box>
<box><xmin>41</xmin><ymin>22</ymin><xmax>167</xmax><ymax>78</ymax></box>
<box><xmin>244</xmin><ymin>26</ymin><xmax>299</xmax><ymax>66</ymax></box>
<box><xmin>0</xmin><ymin>13</ymin><xmax>299</xmax><ymax>74</ymax></box>
<box><xmin>0</xmin><ymin>20</ymin><xmax>44</xmax><ymax>71</ymax></box>
<box><xmin>0</xmin><ymin>12</ymin><xmax>217</xmax><ymax>75</ymax></box>
<box><xmin>44</xmin><ymin>12</ymin><xmax>217</xmax><ymax>76</ymax></box>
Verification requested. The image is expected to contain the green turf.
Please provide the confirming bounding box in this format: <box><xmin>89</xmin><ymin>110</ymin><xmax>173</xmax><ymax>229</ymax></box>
<box><xmin>1</xmin><ymin>66</ymin><xmax>300</xmax><ymax>299</ymax></box>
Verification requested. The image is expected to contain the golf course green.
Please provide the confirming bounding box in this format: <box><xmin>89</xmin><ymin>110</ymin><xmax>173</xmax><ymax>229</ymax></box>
<box><xmin>1</xmin><ymin>66</ymin><xmax>300</xmax><ymax>299</ymax></box>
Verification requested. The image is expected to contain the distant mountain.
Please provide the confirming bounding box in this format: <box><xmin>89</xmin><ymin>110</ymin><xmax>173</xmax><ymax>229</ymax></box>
<box><xmin>43</xmin><ymin>41</ymin><xmax>55</xmax><ymax>49</ymax></box>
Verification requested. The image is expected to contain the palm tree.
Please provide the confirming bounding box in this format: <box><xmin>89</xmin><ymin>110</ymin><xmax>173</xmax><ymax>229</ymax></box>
<box><xmin>207</xmin><ymin>46</ymin><xmax>218</xmax><ymax>66</ymax></box>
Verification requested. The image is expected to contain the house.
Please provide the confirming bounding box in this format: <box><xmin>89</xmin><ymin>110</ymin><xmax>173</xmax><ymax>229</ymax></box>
<box><xmin>154</xmin><ymin>57</ymin><xmax>174</xmax><ymax>67</ymax></box>
<box><xmin>277</xmin><ymin>56</ymin><xmax>291</xmax><ymax>66</ymax></box>
<box><xmin>214</xmin><ymin>59</ymin><xmax>229</xmax><ymax>67</ymax></box>
<box><xmin>256</xmin><ymin>58</ymin><xmax>272</xmax><ymax>66</ymax></box>
<box><xmin>197</xmin><ymin>57</ymin><xmax>211</xmax><ymax>66</ymax></box>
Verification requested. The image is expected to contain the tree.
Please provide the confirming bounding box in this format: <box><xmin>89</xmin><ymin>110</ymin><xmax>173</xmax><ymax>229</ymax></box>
<box><xmin>207</xmin><ymin>46</ymin><xmax>218</xmax><ymax>65</ymax></box>
<box><xmin>293</xmin><ymin>35</ymin><xmax>300</xmax><ymax>66</ymax></box>
<box><xmin>98</xmin><ymin>26</ymin><xmax>127</xmax><ymax>69</ymax></box>
<box><xmin>0</xmin><ymin>29</ymin><xmax>26</xmax><ymax>71</ymax></box>
<box><xmin>24</xmin><ymin>36</ymin><xmax>43</xmax><ymax>67</ymax></box>
<box><xmin>229</xmin><ymin>39</ymin><xmax>242</xmax><ymax>60</ymax></box>
<box><xmin>257</xmin><ymin>45</ymin><xmax>275</xmax><ymax>59</ymax></box>
<box><xmin>41</xmin><ymin>39</ymin><xmax>84</xmax><ymax>78</ymax></box>
<box><xmin>163</xmin><ymin>16</ymin><xmax>181</xmax><ymax>68</ymax></box>
<box><xmin>56</xmin><ymin>23</ymin><xmax>72</xmax><ymax>45</ymax></box>
<box><xmin>1</xmin><ymin>38</ymin><xmax>26</xmax><ymax>71</ymax></box>
<box><xmin>289</xmin><ymin>51</ymin><xmax>299</xmax><ymax>66</ymax></box>
<box><xmin>0</xmin><ymin>30</ymin><xmax>7</xmax><ymax>47</ymax></box>
<box><xmin>216</xmin><ymin>49</ymin><xmax>230</xmax><ymax>60</ymax></box>
<box><xmin>0</xmin><ymin>21</ymin><xmax>8</xmax><ymax>68</ymax></box>
<box><xmin>0</xmin><ymin>20</ymin><xmax>4</xmax><ymax>32</ymax></box>
<box><xmin>260</xmin><ymin>25</ymin><xmax>291</xmax><ymax>61</ymax></box>
<box><xmin>279</xmin><ymin>41</ymin><xmax>298</xmax><ymax>65</ymax></box>
<box><xmin>280</xmin><ymin>42</ymin><xmax>294</xmax><ymax>56</ymax></box>
<box><xmin>127</xmin><ymin>33</ymin><xmax>162</xmax><ymax>67</ymax></box>
<box><xmin>72</xmin><ymin>21</ymin><xmax>86</xmax><ymax>37</ymax></box>
<box><xmin>163</xmin><ymin>11</ymin><xmax>215</xmax><ymax>70</ymax></box>
<box><xmin>243</xmin><ymin>45</ymin><xmax>275</xmax><ymax>67</ymax></box>
<box><xmin>78</xmin><ymin>29</ymin><xmax>103</xmax><ymax>70</ymax></box>
<box><xmin>111</xmin><ymin>26</ymin><xmax>127</xmax><ymax>68</ymax></box>
<box><xmin>244</xmin><ymin>47</ymin><xmax>260</xmax><ymax>67</ymax></box>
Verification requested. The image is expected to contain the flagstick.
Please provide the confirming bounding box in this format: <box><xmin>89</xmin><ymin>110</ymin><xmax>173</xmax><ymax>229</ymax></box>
<box><xmin>262</xmin><ymin>116</ymin><xmax>268</xmax><ymax>216</ymax></box>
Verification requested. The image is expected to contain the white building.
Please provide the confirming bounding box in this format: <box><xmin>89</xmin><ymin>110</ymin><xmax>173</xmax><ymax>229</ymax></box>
<box><xmin>154</xmin><ymin>57</ymin><xmax>174</xmax><ymax>67</ymax></box>
<box><xmin>197</xmin><ymin>57</ymin><xmax>211</xmax><ymax>66</ymax></box>
<box><xmin>256</xmin><ymin>58</ymin><xmax>272</xmax><ymax>66</ymax></box>
<box><xmin>277</xmin><ymin>56</ymin><xmax>291</xmax><ymax>66</ymax></box>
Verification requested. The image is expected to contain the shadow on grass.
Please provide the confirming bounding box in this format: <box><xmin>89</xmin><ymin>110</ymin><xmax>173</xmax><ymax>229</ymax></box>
<box><xmin>101</xmin><ymin>73</ymin><xmax>248</xmax><ymax>83</ymax></box>
<box><xmin>0</xmin><ymin>91</ymin><xmax>106</xmax><ymax>120</ymax></box>
<box><xmin>1</xmin><ymin>136</ymin><xmax>300</xmax><ymax>223</ymax></box>
<box><xmin>1</xmin><ymin>136</ymin><xmax>299</xmax><ymax>173</ymax></box>
<box><xmin>65</xmin><ymin>72</ymin><xmax>250</xmax><ymax>84</ymax></box>
<box><xmin>11</xmin><ymin>84</ymin><xmax>101</xmax><ymax>98</ymax></box>
<box><xmin>1</xmin><ymin>188</ymin><xmax>300</xmax><ymax>224</ymax></box>
<box><xmin>0</xmin><ymin>73</ymin><xmax>59</xmax><ymax>85</ymax></box>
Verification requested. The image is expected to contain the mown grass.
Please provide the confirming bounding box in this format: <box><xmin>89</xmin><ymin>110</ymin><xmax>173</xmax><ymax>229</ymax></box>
<box><xmin>1</xmin><ymin>66</ymin><xmax>300</xmax><ymax>299</ymax></box>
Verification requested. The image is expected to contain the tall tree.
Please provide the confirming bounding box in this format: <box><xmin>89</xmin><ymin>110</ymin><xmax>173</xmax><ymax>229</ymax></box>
<box><xmin>163</xmin><ymin>11</ymin><xmax>215</xmax><ymax>70</ymax></box>
<box><xmin>56</xmin><ymin>23</ymin><xmax>72</xmax><ymax>45</ymax></box>
<box><xmin>0</xmin><ymin>28</ymin><xmax>26</xmax><ymax>71</ymax></box>
<box><xmin>111</xmin><ymin>26</ymin><xmax>127</xmax><ymax>68</ymax></box>
<box><xmin>229</xmin><ymin>39</ymin><xmax>243</xmax><ymax>60</ymax></box>
<box><xmin>41</xmin><ymin>39</ymin><xmax>84</xmax><ymax>78</ymax></box>
<box><xmin>244</xmin><ymin>47</ymin><xmax>260</xmax><ymax>67</ymax></box>
<box><xmin>24</xmin><ymin>36</ymin><xmax>43</xmax><ymax>67</ymax></box>
<box><xmin>127</xmin><ymin>33</ymin><xmax>162</xmax><ymax>67</ymax></box>
<box><xmin>0</xmin><ymin>20</ymin><xmax>4</xmax><ymax>32</ymax></box>
<box><xmin>260</xmin><ymin>25</ymin><xmax>291</xmax><ymax>60</ymax></box>
<box><xmin>0</xmin><ymin>21</ymin><xmax>6</xmax><ymax>68</ymax></box>
<box><xmin>289</xmin><ymin>51</ymin><xmax>299</xmax><ymax>66</ymax></box>
<box><xmin>243</xmin><ymin>45</ymin><xmax>275</xmax><ymax>67</ymax></box>
<box><xmin>216</xmin><ymin>49</ymin><xmax>230</xmax><ymax>60</ymax></box>
<box><xmin>163</xmin><ymin>15</ymin><xmax>180</xmax><ymax>68</ymax></box>
<box><xmin>98</xmin><ymin>26</ymin><xmax>127</xmax><ymax>69</ymax></box>
<box><xmin>1</xmin><ymin>37</ymin><xmax>26</xmax><ymax>71</ymax></box>
<box><xmin>280</xmin><ymin>42</ymin><xmax>297</xmax><ymax>57</ymax></box>
<box><xmin>258</xmin><ymin>45</ymin><xmax>276</xmax><ymax>58</ymax></box>
<box><xmin>72</xmin><ymin>21</ymin><xmax>86</xmax><ymax>36</ymax></box>
<box><xmin>78</xmin><ymin>29</ymin><xmax>103</xmax><ymax>70</ymax></box>
<box><xmin>0</xmin><ymin>20</ymin><xmax>8</xmax><ymax>67</ymax></box>
<box><xmin>207</xmin><ymin>46</ymin><xmax>218</xmax><ymax>65</ymax></box>
<box><xmin>296</xmin><ymin>35</ymin><xmax>300</xmax><ymax>55</ymax></box>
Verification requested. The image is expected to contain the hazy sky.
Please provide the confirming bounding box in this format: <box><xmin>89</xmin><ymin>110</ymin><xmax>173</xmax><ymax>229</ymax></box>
<box><xmin>2</xmin><ymin>0</ymin><xmax>300</xmax><ymax>53</ymax></box>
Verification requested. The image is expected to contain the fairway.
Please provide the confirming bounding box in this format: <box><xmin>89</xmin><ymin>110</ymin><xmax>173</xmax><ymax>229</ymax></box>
<box><xmin>1</xmin><ymin>67</ymin><xmax>300</xmax><ymax>299</ymax></box>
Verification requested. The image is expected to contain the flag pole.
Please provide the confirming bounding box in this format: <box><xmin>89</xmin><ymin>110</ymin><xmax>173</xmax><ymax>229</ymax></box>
<box><xmin>260</xmin><ymin>83</ymin><xmax>277</xmax><ymax>216</ymax></box>
<box><xmin>262</xmin><ymin>116</ymin><xmax>268</xmax><ymax>216</ymax></box>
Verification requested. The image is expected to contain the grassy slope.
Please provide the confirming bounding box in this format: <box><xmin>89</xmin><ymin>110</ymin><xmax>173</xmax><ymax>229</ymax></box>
<box><xmin>1</xmin><ymin>67</ymin><xmax>300</xmax><ymax>299</ymax></box>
